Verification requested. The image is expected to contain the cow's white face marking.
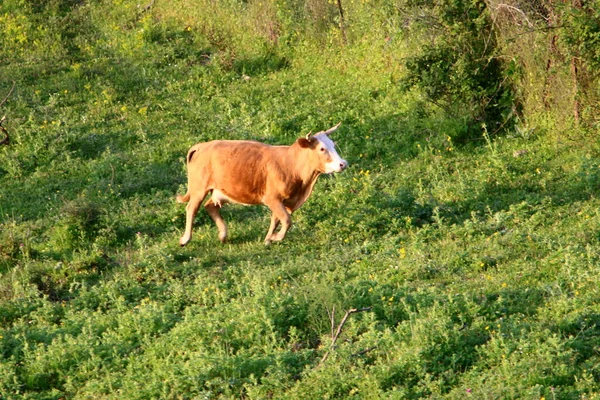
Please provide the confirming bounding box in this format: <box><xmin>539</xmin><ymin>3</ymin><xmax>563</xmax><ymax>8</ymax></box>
<box><xmin>315</xmin><ymin>134</ymin><xmax>348</xmax><ymax>174</ymax></box>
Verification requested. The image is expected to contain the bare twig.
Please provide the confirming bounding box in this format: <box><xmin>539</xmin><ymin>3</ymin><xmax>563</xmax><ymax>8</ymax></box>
<box><xmin>139</xmin><ymin>0</ymin><xmax>155</xmax><ymax>14</ymax></box>
<box><xmin>326</xmin><ymin>306</ymin><xmax>336</xmax><ymax>340</ymax></box>
<box><xmin>0</xmin><ymin>81</ymin><xmax>15</xmax><ymax>108</ymax></box>
<box><xmin>336</xmin><ymin>0</ymin><xmax>347</xmax><ymax>45</ymax></box>
<box><xmin>493</xmin><ymin>4</ymin><xmax>534</xmax><ymax>28</ymax></box>
<box><xmin>319</xmin><ymin>307</ymin><xmax>372</xmax><ymax>365</ymax></box>
<box><xmin>352</xmin><ymin>346</ymin><xmax>378</xmax><ymax>357</ymax></box>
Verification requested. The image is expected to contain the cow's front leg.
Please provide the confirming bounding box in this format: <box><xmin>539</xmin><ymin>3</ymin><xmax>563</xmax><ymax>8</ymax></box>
<box><xmin>264</xmin><ymin>215</ymin><xmax>280</xmax><ymax>245</ymax></box>
<box><xmin>264</xmin><ymin>201</ymin><xmax>292</xmax><ymax>245</ymax></box>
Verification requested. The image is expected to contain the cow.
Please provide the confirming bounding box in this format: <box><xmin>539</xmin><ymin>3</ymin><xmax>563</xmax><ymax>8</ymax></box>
<box><xmin>177</xmin><ymin>123</ymin><xmax>348</xmax><ymax>246</ymax></box>
<box><xmin>0</xmin><ymin>116</ymin><xmax>8</xmax><ymax>146</ymax></box>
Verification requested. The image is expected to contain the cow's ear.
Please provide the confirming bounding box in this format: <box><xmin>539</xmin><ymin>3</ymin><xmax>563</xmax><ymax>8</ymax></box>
<box><xmin>297</xmin><ymin>138</ymin><xmax>313</xmax><ymax>148</ymax></box>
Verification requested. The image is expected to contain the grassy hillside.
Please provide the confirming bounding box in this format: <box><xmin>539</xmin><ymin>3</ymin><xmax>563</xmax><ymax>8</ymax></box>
<box><xmin>2</xmin><ymin>0</ymin><xmax>600</xmax><ymax>398</ymax></box>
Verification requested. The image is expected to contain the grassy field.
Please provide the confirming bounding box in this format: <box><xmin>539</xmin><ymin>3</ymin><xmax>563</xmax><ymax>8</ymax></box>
<box><xmin>2</xmin><ymin>0</ymin><xmax>600</xmax><ymax>398</ymax></box>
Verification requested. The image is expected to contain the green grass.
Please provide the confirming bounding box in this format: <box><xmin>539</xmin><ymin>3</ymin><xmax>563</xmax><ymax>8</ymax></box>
<box><xmin>2</xmin><ymin>1</ymin><xmax>600</xmax><ymax>399</ymax></box>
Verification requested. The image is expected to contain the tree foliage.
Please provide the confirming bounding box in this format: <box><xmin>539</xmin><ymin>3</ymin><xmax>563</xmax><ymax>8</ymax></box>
<box><xmin>561</xmin><ymin>0</ymin><xmax>600</xmax><ymax>70</ymax></box>
<box><xmin>400</xmin><ymin>0</ymin><xmax>517</xmax><ymax>141</ymax></box>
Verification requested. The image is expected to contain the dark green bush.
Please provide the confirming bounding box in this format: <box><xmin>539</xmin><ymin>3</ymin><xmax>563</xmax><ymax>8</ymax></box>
<box><xmin>401</xmin><ymin>0</ymin><xmax>518</xmax><ymax>142</ymax></box>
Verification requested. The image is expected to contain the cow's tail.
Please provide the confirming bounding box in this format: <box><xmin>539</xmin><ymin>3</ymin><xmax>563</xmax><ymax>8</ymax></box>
<box><xmin>176</xmin><ymin>192</ymin><xmax>190</xmax><ymax>203</ymax></box>
<box><xmin>177</xmin><ymin>148</ymin><xmax>198</xmax><ymax>204</ymax></box>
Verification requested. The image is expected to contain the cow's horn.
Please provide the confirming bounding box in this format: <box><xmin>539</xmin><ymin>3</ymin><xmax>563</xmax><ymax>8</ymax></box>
<box><xmin>323</xmin><ymin>122</ymin><xmax>342</xmax><ymax>136</ymax></box>
<box><xmin>305</xmin><ymin>131</ymin><xmax>312</xmax><ymax>140</ymax></box>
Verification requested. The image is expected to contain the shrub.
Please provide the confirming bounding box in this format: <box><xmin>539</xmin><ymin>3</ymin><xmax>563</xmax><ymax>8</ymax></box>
<box><xmin>400</xmin><ymin>0</ymin><xmax>518</xmax><ymax>141</ymax></box>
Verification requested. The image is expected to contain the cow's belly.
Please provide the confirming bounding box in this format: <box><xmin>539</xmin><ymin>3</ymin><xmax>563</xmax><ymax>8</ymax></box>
<box><xmin>210</xmin><ymin>189</ymin><xmax>257</xmax><ymax>207</ymax></box>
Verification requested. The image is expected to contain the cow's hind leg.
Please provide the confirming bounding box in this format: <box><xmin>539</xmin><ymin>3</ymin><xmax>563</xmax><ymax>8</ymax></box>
<box><xmin>179</xmin><ymin>191</ymin><xmax>207</xmax><ymax>246</ymax></box>
<box><xmin>205</xmin><ymin>199</ymin><xmax>228</xmax><ymax>243</ymax></box>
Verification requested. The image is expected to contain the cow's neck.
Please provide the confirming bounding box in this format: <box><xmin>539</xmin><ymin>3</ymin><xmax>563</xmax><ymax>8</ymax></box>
<box><xmin>289</xmin><ymin>144</ymin><xmax>322</xmax><ymax>183</ymax></box>
<box><xmin>285</xmin><ymin>143</ymin><xmax>323</xmax><ymax>210</ymax></box>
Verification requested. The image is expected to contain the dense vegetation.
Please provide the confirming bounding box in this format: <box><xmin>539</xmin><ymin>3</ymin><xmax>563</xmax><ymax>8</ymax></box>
<box><xmin>2</xmin><ymin>0</ymin><xmax>600</xmax><ymax>398</ymax></box>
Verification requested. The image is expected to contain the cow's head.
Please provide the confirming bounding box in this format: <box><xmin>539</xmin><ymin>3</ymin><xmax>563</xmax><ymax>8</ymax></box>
<box><xmin>297</xmin><ymin>122</ymin><xmax>348</xmax><ymax>174</ymax></box>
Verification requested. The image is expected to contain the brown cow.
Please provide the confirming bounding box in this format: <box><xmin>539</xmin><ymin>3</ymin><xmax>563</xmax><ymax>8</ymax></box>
<box><xmin>0</xmin><ymin>116</ymin><xmax>8</xmax><ymax>146</ymax></box>
<box><xmin>177</xmin><ymin>123</ymin><xmax>348</xmax><ymax>246</ymax></box>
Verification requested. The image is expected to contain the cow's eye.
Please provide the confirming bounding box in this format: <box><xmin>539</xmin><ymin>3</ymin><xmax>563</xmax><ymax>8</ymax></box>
<box><xmin>320</xmin><ymin>147</ymin><xmax>325</xmax><ymax>152</ymax></box>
